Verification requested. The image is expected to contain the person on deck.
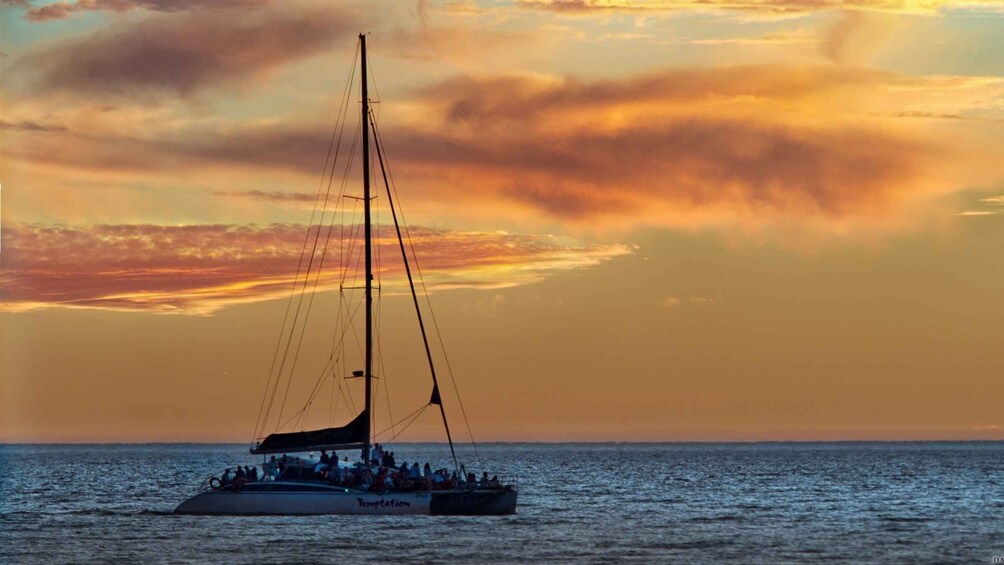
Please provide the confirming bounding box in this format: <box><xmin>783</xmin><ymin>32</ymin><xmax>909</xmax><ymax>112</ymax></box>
<box><xmin>479</xmin><ymin>472</ymin><xmax>489</xmax><ymax>488</ymax></box>
<box><xmin>358</xmin><ymin>469</ymin><xmax>373</xmax><ymax>491</ymax></box>
<box><xmin>370</xmin><ymin>468</ymin><xmax>387</xmax><ymax>494</ymax></box>
<box><xmin>221</xmin><ymin>468</ymin><xmax>233</xmax><ymax>486</ymax></box>
<box><xmin>328</xmin><ymin>466</ymin><xmax>341</xmax><ymax>485</ymax></box>
<box><xmin>410</xmin><ymin>463</ymin><xmax>422</xmax><ymax>478</ymax></box>
<box><xmin>249</xmin><ymin>466</ymin><xmax>259</xmax><ymax>482</ymax></box>
<box><xmin>370</xmin><ymin>444</ymin><xmax>381</xmax><ymax>465</ymax></box>
<box><xmin>319</xmin><ymin>450</ymin><xmax>330</xmax><ymax>465</ymax></box>
<box><xmin>489</xmin><ymin>475</ymin><xmax>500</xmax><ymax>488</ymax></box>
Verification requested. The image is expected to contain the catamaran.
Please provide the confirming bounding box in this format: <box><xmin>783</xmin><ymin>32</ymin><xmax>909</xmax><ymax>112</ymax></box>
<box><xmin>175</xmin><ymin>34</ymin><xmax>517</xmax><ymax>516</ymax></box>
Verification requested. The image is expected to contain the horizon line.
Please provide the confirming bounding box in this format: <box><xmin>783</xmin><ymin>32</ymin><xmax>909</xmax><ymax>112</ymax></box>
<box><xmin>3</xmin><ymin>439</ymin><xmax>1003</xmax><ymax>446</ymax></box>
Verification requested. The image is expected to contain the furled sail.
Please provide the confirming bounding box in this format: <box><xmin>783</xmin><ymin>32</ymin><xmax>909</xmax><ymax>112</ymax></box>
<box><xmin>251</xmin><ymin>410</ymin><xmax>368</xmax><ymax>455</ymax></box>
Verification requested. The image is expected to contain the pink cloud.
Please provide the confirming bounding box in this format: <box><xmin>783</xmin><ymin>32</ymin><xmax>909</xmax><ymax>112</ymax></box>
<box><xmin>0</xmin><ymin>223</ymin><xmax>631</xmax><ymax>314</ymax></box>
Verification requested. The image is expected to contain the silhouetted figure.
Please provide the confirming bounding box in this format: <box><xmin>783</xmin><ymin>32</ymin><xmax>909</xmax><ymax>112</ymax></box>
<box><xmin>235</xmin><ymin>466</ymin><xmax>246</xmax><ymax>481</ymax></box>
<box><xmin>320</xmin><ymin>450</ymin><xmax>330</xmax><ymax>465</ymax></box>
<box><xmin>328</xmin><ymin>465</ymin><xmax>341</xmax><ymax>485</ymax></box>
<box><xmin>221</xmin><ymin>468</ymin><xmax>233</xmax><ymax>486</ymax></box>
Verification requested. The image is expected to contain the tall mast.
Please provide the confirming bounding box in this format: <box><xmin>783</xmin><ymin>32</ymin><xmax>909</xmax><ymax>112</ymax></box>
<box><xmin>360</xmin><ymin>33</ymin><xmax>373</xmax><ymax>464</ymax></box>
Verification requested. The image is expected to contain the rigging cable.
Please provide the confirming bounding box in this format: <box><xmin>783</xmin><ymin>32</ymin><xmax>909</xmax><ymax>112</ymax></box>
<box><xmin>262</xmin><ymin>49</ymin><xmax>358</xmax><ymax>435</ymax></box>
<box><xmin>253</xmin><ymin>42</ymin><xmax>358</xmax><ymax>442</ymax></box>
<box><xmin>372</xmin><ymin>403</ymin><xmax>428</xmax><ymax>441</ymax></box>
<box><xmin>370</xmin><ymin>115</ymin><xmax>482</xmax><ymax>467</ymax></box>
<box><xmin>275</xmin><ymin>115</ymin><xmax>361</xmax><ymax>431</ymax></box>
<box><xmin>370</xmin><ymin>111</ymin><xmax>462</xmax><ymax>472</ymax></box>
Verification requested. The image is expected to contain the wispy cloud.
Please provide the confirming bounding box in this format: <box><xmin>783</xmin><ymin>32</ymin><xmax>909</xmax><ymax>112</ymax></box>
<box><xmin>661</xmin><ymin>296</ymin><xmax>716</xmax><ymax>308</ymax></box>
<box><xmin>0</xmin><ymin>119</ymin><xmax>67</xmax><ymax>132</ymax></box>
<box><xmin>516</xmin><ymin>0</ymin><xmax>1004</xmax><ymax>15</ymax></box>
<box><xmin>19</xmin><ymin>0</ymin><xmax>266</xmax><ymax>22</ymax></box>
<box><xmin>1</xmin><ymin>223</ymin><xmax>631</xmax><ymax>314</ymax></box>
<box><xmin>213</xmin><ymin>190</ymin><xmax>318</xmax><ymax>205</ymax></box>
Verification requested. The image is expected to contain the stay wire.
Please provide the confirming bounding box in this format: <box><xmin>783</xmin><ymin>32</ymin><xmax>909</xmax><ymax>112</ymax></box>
<box><xmin>255</xmin><ymin>43</ymin><xmax>358</xmax><ymax>441</ymax></box>
<box><xmin>370</xmin><ymin>115</ymin><xmax>482</xmax><ymax>467</ymax></box>
<box><xmin>267</xmin><ymin>50</ymin><xmax>359</xmax><ymax>434</ymax></box>
<box><xmin>277</xmin><ymin>109</ymin><xmax>361</xmax><ymax>430</ymax></box>
<box><xmin>372</xmin><ymin>404</ymin><xmax>428</xmax><ymax>441</ymax></box>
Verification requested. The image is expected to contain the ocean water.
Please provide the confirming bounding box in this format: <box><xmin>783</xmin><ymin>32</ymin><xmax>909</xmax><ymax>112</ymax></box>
<box><xmin>1</xmin><ymin>442</ymin><xmax>1001</xmax><ymax>564</ymax></box>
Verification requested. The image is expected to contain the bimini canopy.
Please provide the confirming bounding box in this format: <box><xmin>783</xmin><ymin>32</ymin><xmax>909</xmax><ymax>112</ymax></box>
<box><xmin>251</xmin><ymin>410</ymin><xmax>368</xmax><ymax>455</ymax></box>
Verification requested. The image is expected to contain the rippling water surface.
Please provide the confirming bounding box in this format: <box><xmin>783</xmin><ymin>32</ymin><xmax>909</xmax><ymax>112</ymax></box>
<box><xmin>1</xmin><ymin>443</ymin><xmax>1002</xmax><ymax>563</ymax></box>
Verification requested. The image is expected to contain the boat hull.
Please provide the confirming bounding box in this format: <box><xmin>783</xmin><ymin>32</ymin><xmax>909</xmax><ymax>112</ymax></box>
<box><xmin>430</xmin><ymin>489</ymin><xmax>518</xmax><ymax>515</ymax></box>
<box><xmin>174</xmin><ymin>488</ymin><xmax>517</xmax><ymax>516</ymax></box>
<box><xmin>174</xmin><ymin>490</ymin><xmax>431</xmax><ymax>515</ymax></box>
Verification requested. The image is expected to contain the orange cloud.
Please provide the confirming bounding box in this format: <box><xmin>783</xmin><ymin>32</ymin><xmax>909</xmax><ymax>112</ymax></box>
<box><xmin>0</xmin><ymin>223</ymin><xmax>631</xmax><ymax>314</ymax></box>
<box><xmin>375</xmin><ymin>67</ymin><xmax>993</xmax><ymax>230</ymax></box>
<box><xmin>388</xmin><ymin>117</ymin><xmax>936</xmax><ymax>222</ymax></box>
<box><xmin>4</xmin><ymin>64</ymin><xmax>1001</xmax><ymax>233</ymax></box>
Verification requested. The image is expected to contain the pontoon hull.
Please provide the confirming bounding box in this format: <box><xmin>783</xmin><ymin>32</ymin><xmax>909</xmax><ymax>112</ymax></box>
<box><xmin>174</xmin><ymin>489</ymin><xmax>517</xmax><ymax>515</ymax></box>
<box><xmin>174</xmin><ymin>491</ymin><xmax>431</xmax><ymax>515</ymax></box>
<box><xmin>430</xmin><ymin>489</ymin><xmax>518</xmax><ymax>515</ymax></box>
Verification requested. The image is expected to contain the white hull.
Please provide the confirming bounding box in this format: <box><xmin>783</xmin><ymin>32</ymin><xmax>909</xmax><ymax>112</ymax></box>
<box><xmin>175</xmin><ymin>490</ymin><xmax>431</xmax><ymax>515</ymax></box>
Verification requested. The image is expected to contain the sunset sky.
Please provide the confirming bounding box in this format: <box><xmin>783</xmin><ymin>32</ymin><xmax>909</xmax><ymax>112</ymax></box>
<box><xmin>1</xmin><ymin>0</ymin><xmax>1003</xmax><ymax>443</ymax></box>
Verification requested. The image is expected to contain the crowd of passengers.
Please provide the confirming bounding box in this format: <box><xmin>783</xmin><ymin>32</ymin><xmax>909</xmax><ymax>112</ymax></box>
<box><xmin>215</xmin><ymin>443</ymin><xmax>502</xmax><ymax>493</ymax></box>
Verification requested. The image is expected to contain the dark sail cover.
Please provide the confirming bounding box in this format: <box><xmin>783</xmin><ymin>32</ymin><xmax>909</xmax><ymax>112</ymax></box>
<box><xmin>251</xmin><ymin>410</ymin><xmax>368</xmax><ymax>455</ymax></box>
